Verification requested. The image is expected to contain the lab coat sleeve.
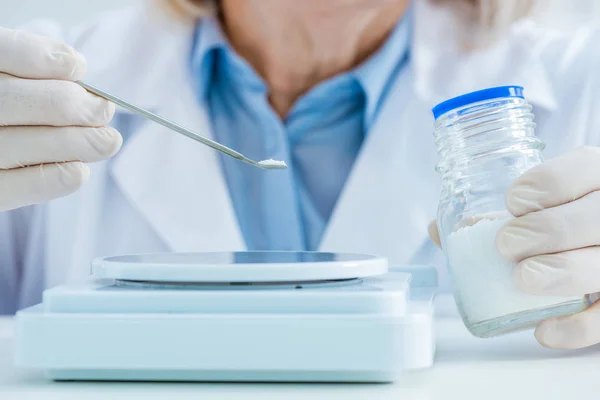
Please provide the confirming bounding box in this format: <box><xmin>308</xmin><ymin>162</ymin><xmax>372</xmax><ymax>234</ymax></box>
<box><xmin>0</xmin><ymin>207</ymin><xmax>35</xmax><ymax>314</ymax></box>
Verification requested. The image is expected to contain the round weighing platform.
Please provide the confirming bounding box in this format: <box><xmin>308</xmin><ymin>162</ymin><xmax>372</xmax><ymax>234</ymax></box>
<box><xmin>92</xmin><ymin>252</ymin><xmax>388</xmax><ymax>283</ymax></box>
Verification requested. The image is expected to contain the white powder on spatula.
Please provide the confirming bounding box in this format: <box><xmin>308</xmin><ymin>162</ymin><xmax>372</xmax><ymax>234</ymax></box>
<box><xmin>258</xmin><ymin>159</ymin><xmax>287</xmax><ymax>168</ymax></box>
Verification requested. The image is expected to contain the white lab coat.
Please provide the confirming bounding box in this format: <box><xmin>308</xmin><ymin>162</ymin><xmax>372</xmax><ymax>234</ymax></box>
<box><xmin>2</xmin><ymin>0</ymin><xmax>600</xmax><ymax>313</ymax></box>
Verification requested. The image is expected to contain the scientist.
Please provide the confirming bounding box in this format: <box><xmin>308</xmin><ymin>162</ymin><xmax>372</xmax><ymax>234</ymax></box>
<box><xmin>1</xmin><ymin>0</ymin><xmax>600</xmax><ymax>349</ymax></box>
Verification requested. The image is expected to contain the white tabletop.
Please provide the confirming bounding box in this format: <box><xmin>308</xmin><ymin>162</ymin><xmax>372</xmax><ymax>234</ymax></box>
<box><xmin>2</xmin><ymin>310</ymin><xmax>600</xmax><ymax>400</ymax></box>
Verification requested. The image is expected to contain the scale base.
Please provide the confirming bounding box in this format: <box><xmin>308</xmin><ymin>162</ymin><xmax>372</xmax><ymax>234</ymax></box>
<box><xmin>15</xmin><ymin>266</ymin><xmax>437</xmax><ymax>383</ymax></box>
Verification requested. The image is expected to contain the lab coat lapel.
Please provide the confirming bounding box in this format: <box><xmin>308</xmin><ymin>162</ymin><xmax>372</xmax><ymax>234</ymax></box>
<box><xmin>321</xmin><ymin>0</ymin><xmax>558</xmax><ymax>264</ymax></box>
<box><xmin>109</xmin><ymin>89</ymin><xmax>245</xmax><ymax>253</ymax></box>
<box><xmin>82</xmin><ymin>4</ymin><xmax>244</xmax><ymax>253</ymax></box>
<box><xmin>319</xmin><ymin>65</ymin><xmax>439</xmax><ymax>264</ymax></box>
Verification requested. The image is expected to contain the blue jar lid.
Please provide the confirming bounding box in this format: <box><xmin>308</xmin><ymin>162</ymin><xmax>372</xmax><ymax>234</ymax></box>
<box><xmin>432</xmin><ymin>86</ymin><xmax>524</xmax><ymax>119</ymax></box>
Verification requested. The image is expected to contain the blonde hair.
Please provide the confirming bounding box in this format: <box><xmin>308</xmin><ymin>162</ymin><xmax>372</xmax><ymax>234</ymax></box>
<box><xmin>155</xmin><ymin>0</ymin><xmax>217</xmax><ymax>21</ymax></box>
<box><xmin>158</xmin><ymin>0</ymin><xmax>534</xmax><ymax>38</ymax></box>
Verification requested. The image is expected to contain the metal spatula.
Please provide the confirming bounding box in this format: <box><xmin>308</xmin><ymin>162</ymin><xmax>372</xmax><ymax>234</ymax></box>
<box><xmin>77</xmin><ymin>81</ymin><xmax>287</xmax><ymax>170</ymax></box>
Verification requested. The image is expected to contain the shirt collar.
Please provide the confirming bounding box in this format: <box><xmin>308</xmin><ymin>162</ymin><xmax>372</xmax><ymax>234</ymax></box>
<box><xmin>190</xmin><ymin>17</ymin><xmax>230</xmax><ymax>100</ymax></box>
<box><xmin>352</xmin><ymin>7</ymin><xmax>412</xmax><ymax>126</ymax></box>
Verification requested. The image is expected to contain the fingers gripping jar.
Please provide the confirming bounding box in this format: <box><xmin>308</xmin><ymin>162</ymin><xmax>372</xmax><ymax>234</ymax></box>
<box><xmin>432</xmin><ymin>86</ymin><xmax>589</xmax><ymax>338</ymax></box>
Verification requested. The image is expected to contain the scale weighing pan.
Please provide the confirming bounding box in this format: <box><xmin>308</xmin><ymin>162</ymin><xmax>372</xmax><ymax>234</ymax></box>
<box><xmin>15</xmin><ymin>251</ymin><xmax>437</xmax><ymax>383</ymax></box>
<box><xmin>92</xmin><ymin>251</ymin><xmax>388</xmax><ymax>283</ymax></box>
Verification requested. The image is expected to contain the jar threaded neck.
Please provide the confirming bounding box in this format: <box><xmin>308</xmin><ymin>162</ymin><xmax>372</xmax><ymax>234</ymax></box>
<box><xmin>434</xmin><ymin>97</ymin><xmax>544</xmax><ymax>182</ymax></box>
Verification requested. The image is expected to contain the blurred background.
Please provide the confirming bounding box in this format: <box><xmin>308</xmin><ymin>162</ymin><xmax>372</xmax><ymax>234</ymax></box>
<box><xmin>2</xmin><ymin>0</ymin><xmax>600</xmax><ymax>31</ymax></box>
<box><xmin>0</xmin><ymin>0</ymin><xmax>138</xmax><ymax>29</ymax></box>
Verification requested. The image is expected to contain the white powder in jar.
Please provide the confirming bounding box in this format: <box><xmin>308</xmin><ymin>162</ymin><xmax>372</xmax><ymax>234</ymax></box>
<box><xmin>446</xmin><ymin>218</ymin><xmax>581</xmax><ymax>324</ymax></box>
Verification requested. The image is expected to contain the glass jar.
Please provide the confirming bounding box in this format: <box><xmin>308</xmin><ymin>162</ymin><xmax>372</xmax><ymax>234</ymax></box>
<box><xmin>432</xmin><ymin>86</ymin><xmax>589</xmax><ymax>338</ymax></box>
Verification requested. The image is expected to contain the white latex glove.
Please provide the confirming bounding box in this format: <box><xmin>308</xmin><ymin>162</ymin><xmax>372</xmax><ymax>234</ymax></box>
<box><xmin>496</xmin><ymin>146</ymin><xmax>600</xmax><ymax>350</ymax></box>
<box><xmin>0</xmin><ymin>26</ymin><xmax>121</xmax><ymax>211</ymax></box>
<box><xmin>427</xmin><ymin>146</ymin><xmax>600</xmax><ymax>349</ymax></box>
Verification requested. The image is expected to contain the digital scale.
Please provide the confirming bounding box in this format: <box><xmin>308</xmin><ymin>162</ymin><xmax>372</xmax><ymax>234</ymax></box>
<box><xmin>14</xmin><ymin>252</ymin><xmax>437</xmax><ymax>383</ymax></box>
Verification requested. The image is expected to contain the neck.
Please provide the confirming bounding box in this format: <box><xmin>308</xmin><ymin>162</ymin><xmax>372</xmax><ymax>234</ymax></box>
<box><xmin>221</xmin><ymin>0</ymin><xmax>410</xmax><ymax>117</ymax></box>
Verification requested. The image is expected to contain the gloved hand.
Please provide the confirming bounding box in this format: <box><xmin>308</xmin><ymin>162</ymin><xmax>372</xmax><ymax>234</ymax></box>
<box><xmin>0</xmin><ymin>26</ymin><xmax>121</xmax><ymax>211</ymax></box>
<box><xmin>497</xmin><ymin>146</ymin><xmax>600</xmax><ymax>350</ymax></box>
<box><xmin>428</xmin><ymin>146</ymin><xmax>600</xmax><ymax>349</ymax></box>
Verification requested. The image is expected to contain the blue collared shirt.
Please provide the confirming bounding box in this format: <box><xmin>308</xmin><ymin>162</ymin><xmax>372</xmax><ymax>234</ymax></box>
<box><xmin>191</xmin><ymin>14</ymin><xmax>411</xmax><ymax>251</ymax></box>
